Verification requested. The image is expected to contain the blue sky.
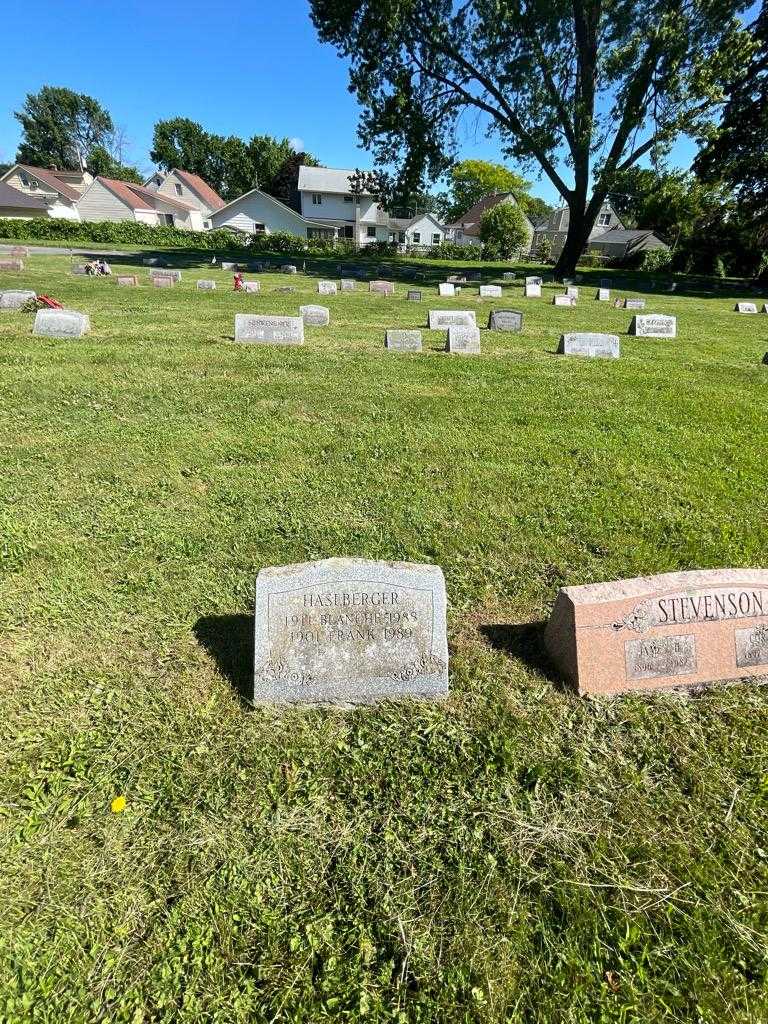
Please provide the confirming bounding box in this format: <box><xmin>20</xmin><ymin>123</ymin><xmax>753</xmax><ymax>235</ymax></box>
<box><xmin>0</xmin><ymin>0</ymin><xmax>747</xmax><ymax>205</ymax></box>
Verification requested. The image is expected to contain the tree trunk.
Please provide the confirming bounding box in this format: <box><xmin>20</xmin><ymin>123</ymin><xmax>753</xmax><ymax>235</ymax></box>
<box><xmin>553</xmin><ymin>219</ymin><xmax>590</xmax><ymax>279</ymax></box>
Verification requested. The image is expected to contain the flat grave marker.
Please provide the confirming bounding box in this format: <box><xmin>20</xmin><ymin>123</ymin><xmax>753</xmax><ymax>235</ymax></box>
<box><xmin>446</xmin><ymin>325</ymin><xmax>481</xmax><ymax>354</ymax></box>
<box><xmin>299</xmin><ymin>304</ymin><xmax>330</xmax><ymax>326</ymax></box>
<box><xmin>33</xmin><ymin>308</ymin><xmax>90</xmax><ymax>338</ymax></box>
<box><xmin>407</xmin><ymin>290</ymin><xmax>422</xmax><ymax>302</ymax></box>
<box><xmin>428</xmin><ymin>309</ymin><xmax>476</xmax><ymax>329</ymax></box>
<box><xmin>117</xmin><ymin>275</ymin><xmax>138</xmax><ymax>287</ymax></box>
<box><xmin>629</xmin><ymin>314</ymin><xmax>677</xmax><ymax>338</ymax></box>
<box><xmin>488</xmin><ymin>309</ymin><xmax>523</xmax><ymax>332</ymax></box>
<box><xmin>0</xmin><ymin>289</ymin><xmax>36</xmax><ymax>309</ymax></box>
<box><xmin>385</xmin><ymin>329</ymin><xmax>423</xmax><ymax>352</ymax></box>
<box><xmin>557</xmin><ymin>332</ymin><xmax>620</xmax><ymax>359</ymax></box>
<box><xmin>0</xmin><ymin>259</ymin><xmax>24</xmax><ymax>271</ymax></box>
<box><xmin>234</xmin><ymin>314</ymin><xmax>304</xmax><ymax>344</ymax></box>
<box><xmin>252</xmin><ymin>557</ymin><xmax>448</xmax><ymax>703</ymax></box>
<box><xmin>152</xmin><ymin>275</ymin><xmax>174</xmax><ymax>288</ymax></box>
<box><xmin>545</xmin><ymin>568</ymin><xmax>768</xmax><ymax>697</ymax></box>
<box><xmin>71</xmin><ymin>265</ymin><xmax>89</xmax><ymax>275</ymax></box>
<box><xmin>196</xmin><ymin>279</ymin><xmax>216</xmax><ymax>290</ymax></box>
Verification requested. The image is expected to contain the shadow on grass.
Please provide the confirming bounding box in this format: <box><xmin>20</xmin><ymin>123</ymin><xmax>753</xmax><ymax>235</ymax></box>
<box><xmin>479</xmin><ymin>621</ymin><xmax>571</xmax><ymax>693</ymax></box>
<box><xmin>193</xmin><ymin>614</ymin><xmax>253</xmax><ymax>707</ymax></box>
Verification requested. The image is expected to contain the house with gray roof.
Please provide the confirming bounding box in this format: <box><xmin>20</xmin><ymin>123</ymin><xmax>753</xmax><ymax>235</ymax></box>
<box><xmin>446</xmin><ymin>192</ymin><xmax>535</xmax><ymax>250</ymax></box>
<box><xmin>0</xmin><ymin>164</ymin><xmax>89</xmax><ymax>220</ymax></box>
<box><xmin>586</xmin><ymin>227</ymin><xmax>670</xmax><ymax>260</ymax></box>
<box><xmin>297</xmin><ymin>165</ymin><xmax>391</xmax><ymax>245</ymax></box>
<box><xmin>532</xmin><ymin>199</ymin><xmax>623</xmax><ymax>257</ymax></box>
<box><xmin>388</xmin><ymin>213</ymin><xmax>446</xmax><ymax>249</ymax></box>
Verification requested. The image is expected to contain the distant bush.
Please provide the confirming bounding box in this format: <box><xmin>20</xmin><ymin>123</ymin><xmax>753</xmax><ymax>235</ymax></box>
<box><xmin>641</xmin><ymin>248</ymin><xmax>673</xmax><ymax>273</ymax></box>
<box><xmin>578</xmin><ymin>251</ymin><xmax>609</xmax><ymax>268</ymax></box>
<box><xmin>534</xmin><ymin>236</ymin><xmax>553</xmax><ymax>262</ymax></box>
<box><xmin>479</xmin><ymin>203</ymin><xmax>529</xmax><ymax>259</ymax></box>
<box><xmin>425</xmin><ymin>241</ymin><xmax>484</xmax><ymax>260</ymax></box>
<box><xmin>0</xmin><ymin>217</ymin><xmax>247</xmax><ymax>250</ymax></box>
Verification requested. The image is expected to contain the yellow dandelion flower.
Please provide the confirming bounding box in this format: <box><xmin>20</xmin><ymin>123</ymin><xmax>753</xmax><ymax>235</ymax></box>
<box><xmin>111</xmin><ymin>795</ymin><xmax>126</xmax><ymax>814</ymax></box>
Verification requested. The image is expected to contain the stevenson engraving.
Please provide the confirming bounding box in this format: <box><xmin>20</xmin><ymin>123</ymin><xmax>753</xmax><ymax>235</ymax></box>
<box><xmin>615</xmin><ymin>587</ymin><xmax>768</xmax><ymax>632</ymax></box>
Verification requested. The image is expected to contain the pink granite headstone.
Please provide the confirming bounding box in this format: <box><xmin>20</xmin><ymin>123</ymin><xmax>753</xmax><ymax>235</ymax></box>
<box><xmin>544</xmin><ymin>569</ymin><xmax>768</xmax><ymax>696</ymax></box>
<box><xmin>0</xmin><ymin>259</ymin><xmax>24</xmax><ymax>271</ymax></box>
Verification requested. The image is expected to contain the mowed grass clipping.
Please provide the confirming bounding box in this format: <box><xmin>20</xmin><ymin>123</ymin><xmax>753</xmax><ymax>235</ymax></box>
<box><xmin>0</xmin><ymin>253</ymin><xmax>767</xmax><ymax>1023</ymax></box>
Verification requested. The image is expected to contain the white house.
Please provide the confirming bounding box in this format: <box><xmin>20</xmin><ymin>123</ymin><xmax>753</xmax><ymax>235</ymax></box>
<box><xmin>0</xmin><ymin>164</ymin><xmax>88</xmax><ymax>220</ymax></box>
<box><xmin>77</xmin><ymin>177</ymin><xmax>207</xmax><ymax>230</ymax></box>
<box><xmin>209</xmin><ymin>188</ymin><xmax>335</xmax><ymax>238</ymax></box>
<box><xmin>447</xmin><ymin>192</ymin><xmax>535</xmax><ymax>250</ymax></box>
<box><xmin>388</xmin><ymin>213</ymin><xmax>446</xmax><ymax>249</ymax></box>
<box><xmin>532</xmin><ymin>200</ymin><xmax>623</xmax><ymax>257</ymax></box>
<box><xmin>144</xmin><ymin>169</ymin><xmax>226</xmax><ymax>228</ymax></box>
<box><xmin>297</xmin><ymin>166</ymin><xmax>390</xmax><ymax>245</ymax></box>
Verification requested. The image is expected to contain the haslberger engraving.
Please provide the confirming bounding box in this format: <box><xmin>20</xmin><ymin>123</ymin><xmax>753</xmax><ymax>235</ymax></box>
<box><xmin>252</xmin><ymin>558</ymin><xmax>448</xmax><ymax>703</ymax></box>
<box><xmin>735</xmin><ymin>624</ymin><xmax>768</xmax><ymax>668</ymax></box>
<box><xmin>625</xmin><ymin>634</ymin><xmax>697</xmax><ymax>680</ymax></box>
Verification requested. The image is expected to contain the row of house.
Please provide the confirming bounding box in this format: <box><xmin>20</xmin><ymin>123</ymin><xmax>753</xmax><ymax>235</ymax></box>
<box><xmin>0</xmin><ymin>161</ymin><xmax>668</xmax><ymax>260</ymax></box>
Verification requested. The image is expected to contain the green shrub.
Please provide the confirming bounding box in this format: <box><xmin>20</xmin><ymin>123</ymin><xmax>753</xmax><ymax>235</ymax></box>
<box><xmin>534</xmin><ymin>236</ymin><xmax>553</xmax><ymax>262</ymax></box>
<box><xmin>479</xmin><ymin>202</ymin><xmax>529</xmax><ymax>259</ymax></box>
<box><xmin>0</xmin><ymin>217</ymin><xmax>248</xmax><ymax>250</ymax></box>
<box><xmin>425</xmin><ymin>241</ymin><xmax>484</xmax><ymax>260</ymax></box>
<box><xmin>641</xmin><ymin>248</ymin><xmax>673</xmax><ymax>273</ymax></box>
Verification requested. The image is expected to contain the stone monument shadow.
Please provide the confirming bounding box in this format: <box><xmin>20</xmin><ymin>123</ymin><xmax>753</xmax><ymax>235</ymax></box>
<box><xmin>193</xmin><ymin>614</ymin><xmax>253</xmax><ymax>706</ymax></box>
<box><xmin>478</xmin><ymin>621</ymin><xmax>569</xmax><ymax>692</ymax></box>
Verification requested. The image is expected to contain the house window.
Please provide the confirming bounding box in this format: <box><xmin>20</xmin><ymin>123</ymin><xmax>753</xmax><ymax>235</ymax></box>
<box><xmin>203</xmin><ymin>221</ymin><xmax>211</xmax><ymax>229</ymax></box>
<box><xmin>312</xmin><ymin>193</ymin><xmax>322</xmax><ymax>205</ymax></box>
<box><xmin>175</xmin><ymin>184</ymin><xmax>183</xmax><ymax>196</ymax></box>
<box><xmin>598</xmin><ymin>213</ymin><xmax>611</xmax><ymax>226</ymax></box>
<box><xmin>457</xmin><ymin>231</ymin><xmax>463</xmax><ymax>240</ymax></box>
<box><xmin>398</xmin><ymin>231</ymin><xmax>406</xmax><ymax>243</ymax></box>
<box><xmin>253</xmin><ymin>222</ymin><xmax>266</xmax><ymax>234</ymax></box>
<box><xmin>344</xmin><ymin>195</ymin><xmax>353</xmax><ymax>203</ymax></box>
<box><xmin>342</xmin><ymin>225</ymin><xmax>354</xmax><ymax>238</ymax></box>
<box><xmin>412</xmin><ymin>231</ymin><xmax>420</xmax><ymax>243</ymax></box>
<box><xmin>366</xmin><ymin>225</ymin><xmax>376</xmax><ymax>238</ymax></box>
<box><xmin>432</xmin><ymin>233</ymin><xmax>440</xmax><ymax>244</ymax></box>
<box><xmin>160</xmin><ymin>213</ymin><xmax>174</xmax><ymax>226</ymax></box>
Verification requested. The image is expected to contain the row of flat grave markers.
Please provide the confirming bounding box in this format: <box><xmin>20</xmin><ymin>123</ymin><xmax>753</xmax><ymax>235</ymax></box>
<box><xmin>248</xmin><ymin>559</ymin><xmax>768</xmax><ymax>703</ymax></box>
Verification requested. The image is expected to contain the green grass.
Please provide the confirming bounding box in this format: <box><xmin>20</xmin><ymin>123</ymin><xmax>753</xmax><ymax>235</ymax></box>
<box><xmin>0</xmin><ymin>254</ymin><xmax>767</xmax><ymax>1023</ymax></box>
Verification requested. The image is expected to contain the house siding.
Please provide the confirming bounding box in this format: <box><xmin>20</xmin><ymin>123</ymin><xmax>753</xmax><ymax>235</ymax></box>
<box><xmin>77</xmin><ymin>180</ymin><xmax>140</xmax><ymax>223</ymax></box>
<box><xmin>211</xmin><ymin>191</ymin><xmax>321</xmax><ymax>237</ymax></box>
<box><xmin>2</xmin><ymin>170</ymin><xmax>81</xmax><ymax>220</ymax></box>
<box><xmin>156</xmin><ymin>172</ymin><xmax>211</xmax><ymax>215</ymax></box>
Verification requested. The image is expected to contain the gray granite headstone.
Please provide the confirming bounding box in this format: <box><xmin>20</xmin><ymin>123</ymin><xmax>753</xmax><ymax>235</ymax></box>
<box><xmin>234</xmin><ymin>314</ymin><xmax>304</xmax><ymax>344</ymax></box>
<box><xmin>385</xmin><ymin>330</ymin><xmax>423</xmax><ymax>352</ymax></box>
<box><xmin>318</xmin><ymin>280</ymin><xmax>337</xmax><ymax>295</ymax></box>
<box><xmin>525</xmin><ymin>276</ymin><xmax>543</xmax><ymax>285</ymax></box>
<box><xmin>280</xmin><ymin>265</ymin><xmax>298</xmax><ymax>274</ymax></box>
<box><xmin>735</xmin><ymin>302</ymin><xmax>757</xmax><ymax>313</ymax></box>
<box><xmin>447</xmin><ymin>275</ymin><xmax>467</xmax><ymax>284</ymax></box>
<box><xmin>596</xmin><ymin>288</ymin><xmax>610</xmax><ymax>301</ymax></box>
<box><xmin>0</xmin><ymin>289</ymin><xmax>36</xmax><ymax>309</ymax></box>
<box><xmin>370</xmin><ymin>280</ymin><xmax>395</xmax><ymax>296</ymax></box>
<box><xmin>566</xmin><ymin>286</ymin><xmax>579</xmax><ymax>298</ymax></box>
<box><xmin>221</xmin><ymin>262</ymin><xmax>237</xmax><ymax>271</ymax></box>
<box><xmin>629</xmin><ymin>314</ymin><xmax>677</xmax><ymax>337</ymax></box>
<box><xmin>480</xmin><ymin>284</ymin><xmax>502</xmax><ymax>298</ymax></box>
<box><xmin>553</xmin><ymin>294</ymin><xmax>576</xmax><ymax>306</ymax></box>
<box><xmin>438</xmin><ymin>282</ymin><xmax>455</xmax><ymax>297</ymax></box>
<box><xmin>243</xmin><ymin>281</ymin><xmax>260</xmax><ymax>293</ymax></box>
<box><xmin>407</xmin><ymin>290</ymin><xmax>422</xmax><ymax>302</ymax></box>
<box><xmin>557</xmin><ymin>332</ymin><xmax>620</xmax><ymax>359</ymax></box>
<box><xmin>524</xmin><ymin>283</ymin><xmax>541</xmax><ymax>297</ymax></box>
<box><xmin>502</xmin><ymin>272</ymin><xmax>516</xmax><ymax>280</ymax></box>
<box><xmin>152</xmin><ymin>269</ymin><xmax>181</xmax><ymax>282</ymax></box>
<box><xmin>299</xmin><ymin>304</ymin><xmax>330</xmax><ymax>326</ymax></box>
<box><xmin>252</xmin><ymin>557</ymin><xmax>449</xmax><ymax>704</ymax></box>
<box><xmin>33</xmin><ymin>308</ymin><xmax>90</xmax><ymax>337</ymax></box>
<box><xmin>340</xmin><ymin>279</ymin><xmax>356</xmax><ymax>291</ymax></box>
<box><xmin>197</xmin><ymin>279</ymin><xmax>216</xmax><ymax>290</ymax></box>
<box><xmin>624</xmin><ymin>298</ymin><xmax>646</xmax><ymax>309</ymax></box>
<box><xmin>428</xmin><ymin>309</ymin><xmax>476</xmax><ymax>329</ymax></box>
<box><xmin>446</xmin><ymin>325</ymin><xmax>481</xmax><ymax>354</ymax></box>
<box><xmin>71</xmin><ymin>265</ymin><xmax>88</xmax><ymax>275</ymax></box>
<box><xmin>488</xmin><ymin>309</ymin><xmax>523</xmax><ymax>332</ymax></box>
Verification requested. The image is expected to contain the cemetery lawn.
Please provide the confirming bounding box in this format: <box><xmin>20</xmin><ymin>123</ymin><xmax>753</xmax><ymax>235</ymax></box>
<box><xmin>1</xmin><ymin>254</ymin><xmax>768</xmax><ymax>1024</ymax></box>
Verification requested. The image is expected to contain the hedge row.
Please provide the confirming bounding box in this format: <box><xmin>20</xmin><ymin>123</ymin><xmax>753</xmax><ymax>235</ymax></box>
<box><xmin>0</xmin><ymin>217</ymin><xmax>248</xmax><ymax>250</ymax></box>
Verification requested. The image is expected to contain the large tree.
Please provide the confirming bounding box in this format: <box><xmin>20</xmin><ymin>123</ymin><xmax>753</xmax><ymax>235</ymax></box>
<box><xmin>15</xmin><ymin>86</ymin><xmax>114</xmax><ymax>170</ymax></box>
<box><xmin>694</xmin><ymin>1</ymin><xmax>768</xmax><ymax>236</ymax></box>
<box><xmin>446</xmin><ymin>158</ymin><xmax>532</xmax><ymax>220</ymax></box>
<box><xmin>310</xmin><ymin>0</ymin><xmax>751</xmax><ymax>276</ymax></box>
<box><xmin>150</xmin><ymin>119</ymin><xmax>320</xmax><ymax>202</ymax></box>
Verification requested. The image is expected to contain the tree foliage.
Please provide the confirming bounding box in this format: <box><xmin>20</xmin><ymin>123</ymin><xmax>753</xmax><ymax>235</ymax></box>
<box><xmin>309</xmin><ymin>0</ymin><xmax>752</xmax><ymax>275</ymax></box>
<box><xmin>150</xmin><ymin>119</ymin><xmax>319</xmax><ymax>202</ymax></box>
<box><xmin>15</xmin><ymin>86</ymin><xmax>114</xmax><ymax>170</ymax></box>
<box><xmin>87</xmin><ymin>145</ymin><xmax>143</xmax><ymax>184</ymax></box>
<box><xmin>446</xmin><ymin>159</ymin><xmax>531</xmax><ymax>220</ymax></box>
<box><xmin>694</xmin><ymin>1</ymin><xmax>768</xmax><ymax>234</ymax></box>
<box><xmin>479</xmin><ymin>201</ymin><xmax>530</xmax><ymax>257</ymax></box>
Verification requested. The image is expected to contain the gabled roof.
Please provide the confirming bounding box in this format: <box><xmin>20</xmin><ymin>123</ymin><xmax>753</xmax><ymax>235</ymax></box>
<box><xmin>0</xmin><ymin>180</ymin><xmax>49</xmax><ymax>210</ymax></box>
<box><xmin>98</xmin><ymin>177</ymin><xmax>154</xmax><ymax>211</ymax></box>
<box><xmin>449</xmin><ymin>192</ymin><xmax>532</xmax><ymax>235</ymax></box>
<box><xmin>128</xmin><ymin>182</ymin><xmax>199</xmax><ymax>212</ymax></box>
<box><xmin>15</xmin><ymin>165</ymin><xmax>81</xmax><ymax>202</ymax></box>
<box><xmin>210</xmin><ymin>187</ymin><xmax>332</xmax><ymax>228</ymax></box>
<box><xmin>298</xmin><ymin>165</ymin><xmax>375</xmax><ymax>195</ymax></box>
<box><xmin>172</xmin><ymin>169</ymin><xmax>226</xmax><ymax>211</ymax></box>
<box><xmin>388</xmin><ymin>212</ymin><xmax>445</xmax><ymax>232</ymax></box>
<box><xmin>589</xmin><ymin>228</ymin><xmax>668</xmax><ymax>248</ymax></box>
